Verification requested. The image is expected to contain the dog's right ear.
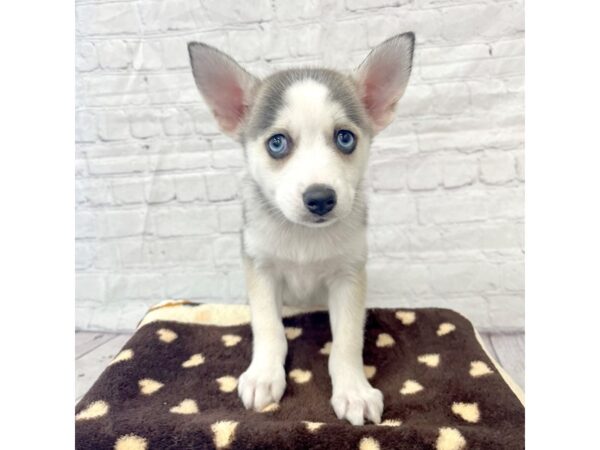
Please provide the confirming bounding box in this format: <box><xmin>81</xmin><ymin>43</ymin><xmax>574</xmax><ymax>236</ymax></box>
<box><xmin>188</xmin><ymin>43</ymin><xmax>260</xmax><ymax>139</ymax></box>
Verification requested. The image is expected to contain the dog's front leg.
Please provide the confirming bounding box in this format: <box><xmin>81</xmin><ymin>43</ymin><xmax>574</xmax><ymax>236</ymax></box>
<box><xmin>237</xmin><ymin>256</ymin><xmax>287</xmax><ymax>411</ymax></box>
<box><xmin>328</xmin><ymin>269</ymin><xmax>383</xmax><ymax>425</ymax></box>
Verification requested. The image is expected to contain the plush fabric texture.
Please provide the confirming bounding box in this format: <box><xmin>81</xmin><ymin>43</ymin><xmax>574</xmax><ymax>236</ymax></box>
<box><xmin>76</xmin><ymin>303</ymin><xmax>524</xmax><ymax>449</ymax></box>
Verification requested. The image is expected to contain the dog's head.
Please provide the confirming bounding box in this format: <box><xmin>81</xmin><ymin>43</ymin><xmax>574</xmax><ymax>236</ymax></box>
<box><xmin>188</xmin><ymin>33</ymin><xmax>415</xmax><ymax>227</ymax></box>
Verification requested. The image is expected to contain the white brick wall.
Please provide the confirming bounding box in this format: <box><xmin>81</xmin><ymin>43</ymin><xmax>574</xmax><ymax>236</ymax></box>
<box><xmin>75</xmin><ymin>0</ymin><xmax>524</xmax><ymax>332</ymax></box>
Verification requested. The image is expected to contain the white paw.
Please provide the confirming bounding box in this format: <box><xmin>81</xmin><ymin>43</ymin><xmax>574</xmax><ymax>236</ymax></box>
<box><xmin>237</xmin><ymin>363</ymin><xmax>286</xmax><ymax>411</ymax></box>
<box><xmin>331</xmin><ymin>380</ymin><xmax>383</xmax><ymax>426</ymax></box>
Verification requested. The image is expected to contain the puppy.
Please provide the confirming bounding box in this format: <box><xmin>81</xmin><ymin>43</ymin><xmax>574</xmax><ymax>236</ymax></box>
<box><xmin>188</xmin><ymin>32</ymin><xmax>415</xmax><ymax>425</ymax></box>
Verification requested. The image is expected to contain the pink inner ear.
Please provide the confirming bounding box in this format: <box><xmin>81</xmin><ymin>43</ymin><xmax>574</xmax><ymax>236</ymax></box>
<box><xmin>208</xmin><ymin>73</ymin><xmax>247</xmax><ymax>134</ymax></box>
<box><xmin>360</xmin><ymin>59</ymin><xmax>400</xmax><ymax>128</ymax></box>
<box><xmin>362</xmin><ymin>78</ymin><xmax>385</xmax><ymax>119</ymax></box>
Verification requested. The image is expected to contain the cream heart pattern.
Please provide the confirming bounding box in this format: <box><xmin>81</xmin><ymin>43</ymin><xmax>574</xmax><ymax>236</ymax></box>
<box><xmin>216</xmin><ymin>376</ymin><xmax>238</xmax><ymax>393</ymax></box>
<box><xmin>170</xmin><ymin>399</ymin><xmax>198</xmax><ymax>414</ymax></box>
<box><xmin>211</xmin><ymin>420</ymin><xmax>238</xmax><ymax>449</ymax></box>
<box><xmin>114</xmin><ymin>434</ymin><xmax>148</xmax><ymax>450</ymax></box>
<box><xmin>260</xmin><ymin>402</ymin><xmax>280</xmax><ymax>413</ymax></box>
<box><xmin>285</xmin><ymin>327</ymin><xmax>302</xmax><ymax>340</ymax></box>
<box><xmin>376</xmin><ymin>333</ymin><xmax>395</xmax><ymax>348</ymax></box>
<box><xmin>182</xmin><ymin>353</ymin><xmax>205</xmax><ymax>368</ymax></box>
<box><xmin>378</xmin><ymin>419</ymin><xmax>402</xmax><ymax>427</ymax></box>
<box><xmin>437</xmin><ymin>323</ymin><xmax>456</xmax><ymax>336</ymax></box>
<box><xmin>221</xmin><ymin>334</ymin><xmax>242</xmax><ymax>347</ymax></box>
<box><xmin>451</xmin><ymin>402</ymin><xmax>480</xmax><ymax>423</ymax></box>
<box><xmin>418</xmin><ymin>353</ymin><xmax>440</xmax><ymax>368</ymax></box>
<box><xmin>156</xmin><ymin>328</ymin><xmax>178</xmax><ymax>343</ymax></box>
<box><xmin>395</xmin><ymin>311</ymin><xmax>416</xmax><ymax>325</ymax></box>
<box><xmin>75</xmin><ymin>400</ymin><xmax>109</xmax><ymax>421</ymax></box>
<box><xmin>109</xmin><ymin>349</ymin><xmax>133</xmax><ymax>366</ymax></box>
<box><xmin>138</xmin><ymin>378</ymin><xmax>164</xmax><ymax>395</ymax></box>
<box><xmin>359</xmin><ymin>436</ymin><xmax>381</xmax><ymax>450</ymax></box>
<box><xmin>469</xmin><ymin>360</ymin><xmax>493</xmax><ymax>377</ymax></box>
<box><xmin>303</xmin><ymin>421</ymin><xmax>324</xmax><ymax>432</ymax></box>
<box><xmin>319</xmin><ymin>341</ymin><xmax>332</xmax><ymax>355</ymax></box>
<box><xmin>289</xmin><ymin>369</ymin><xmax>312</xmax><ymax>384</ymax></box>
<box><xmin>400</xmin><ymin>379</ymin><xmax>423</xmax><ymax>395</ymax></box>
<box><xmin>364</xmin><ymin>365</ymin><xmax>377</xmax><ymax>380</ymax></box>
<box><xmin>436</xmin><ymin>427</ymin><xmax>467</xmax><ymax>450</ymax></box>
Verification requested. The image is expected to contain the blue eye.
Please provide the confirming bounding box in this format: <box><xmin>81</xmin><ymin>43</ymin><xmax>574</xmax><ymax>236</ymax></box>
<box><xmin>267</xmin><ymin>134</ymin><xmax>289</xmax><ymax>159</ymax></box>
<box><xmin>335</xmin><ymin>130</ymin><xmax>356</xmax><ymax>154</ymax></box>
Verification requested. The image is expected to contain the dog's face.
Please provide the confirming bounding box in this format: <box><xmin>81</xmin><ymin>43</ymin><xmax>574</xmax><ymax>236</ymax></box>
<box><xmin>242</xmin><ymin>70</ymin><xmax>372</xmax><ymax>227</ymax></box>
<box><xmin>189</xmin><ymin>34</ymin><xmax>414</xmax><ymax>227</ymax></box>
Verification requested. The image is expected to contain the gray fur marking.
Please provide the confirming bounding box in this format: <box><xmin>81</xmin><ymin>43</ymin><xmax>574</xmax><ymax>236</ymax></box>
<box><xmin>243</xmin><ymin>68</ymin><xmax>369</xmax><ymax>141</ymax></box>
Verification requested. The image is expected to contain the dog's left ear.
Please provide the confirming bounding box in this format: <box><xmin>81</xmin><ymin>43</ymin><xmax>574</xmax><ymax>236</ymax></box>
<box><xmin>188</xmin><ymin>42</ymin><xmax>260</xmax><ymax>139</ymax></box>
<box><xmin>355</xmin><ymin>32</ymin><xmax>415</xmax><ymax>133</ymax></box>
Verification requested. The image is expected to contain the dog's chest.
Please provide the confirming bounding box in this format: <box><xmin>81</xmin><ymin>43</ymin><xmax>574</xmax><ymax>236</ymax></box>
<box><xmin>276</xmin><ymin>258</ymin><xmax>339</xmax><ymax>305</ymax></box>
<box><xmin>244</xmin><ymin>217</ymin><xmax>366</xmax><ymax>305</ymax></box>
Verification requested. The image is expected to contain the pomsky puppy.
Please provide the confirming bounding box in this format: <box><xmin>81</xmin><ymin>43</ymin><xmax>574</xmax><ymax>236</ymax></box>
<box><xmin>188</xmin><ymin>32</ymin><xmax>415</xmax><ymax>425</ymax></box>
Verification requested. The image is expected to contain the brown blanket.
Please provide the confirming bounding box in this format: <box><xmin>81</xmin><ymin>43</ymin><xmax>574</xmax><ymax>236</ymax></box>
<box><xmin>75</xmin><ymin>302</ymin><xmax>524</xmax><ymax>449</ymax></box>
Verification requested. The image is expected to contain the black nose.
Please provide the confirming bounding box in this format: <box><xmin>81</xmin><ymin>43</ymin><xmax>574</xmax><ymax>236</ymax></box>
<box><xmin>303</xmin><ymin>184</ymin><xmax>337</xmax><ymax>216</ymax></box>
